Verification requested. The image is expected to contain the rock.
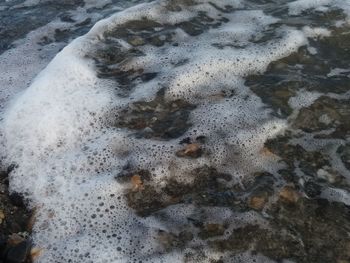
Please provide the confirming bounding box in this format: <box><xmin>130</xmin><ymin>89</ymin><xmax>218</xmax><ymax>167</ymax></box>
<box><xmin>0</xmin><ymin>235</ymin><xmax>7</xmax><ymax>258</ymax></box>
<box><xmin>279</xmin><ymin>186</ymin><xmax>300</xmax><ymax>204</ymax></box>
<box><xmin>157</xmin><ymin>230</ymin><xmax>176</xmax><ymax>250</ymax></box>
<box><xmin>26</xmin><ymin>210</ymin><xmax>37</xmax><ymax>232</ymax></box>
<box><xmin>0</xmin><ymin>171</ymin><xmax>8</xmax><ymax>180</ymax></box>
<box><xmin>260</xmin><ymin>147</ymin><xmax>278</xmax><ymax>158</ymax></box>
<box><xmin>9</xmin><ymin>193</ymin><xmax>25</xmax><ymax>208</ymax></box>
<box><xmin>248</xmin><ymin>195</ymin><xmax>268</xmax><ymax>210</ymax></box>
<box><xmin>178</xmin><ymin>231</ymin><xmax>193</xmax><ymax>243</ymax></box>
<box><xmin>116</xmin><ymin>93</ymin><xmax>195</xmax><ymax>139</ymax></box>
<box><xmin>199</xmin><ymin>223</ymin><xmax>226</xmax><ymax>239</ymax></box>
<box><xmin>7</xmin><ymin>234</ymin><xmax>24</xmax><ymax>247</ymax></box>
<box><xmin>337</xmin><ymin>144</ymin><xmax>350</xmax><ymax>171</ymax></box>
<box><xmin>127</xmin><ymin>36</ymin><xmax>145</xmax><ymax>46</ymax></box>
<box><xmin>179</xmin><ymin>137</ymin><xmax>191</xmax><ymax>144</ymax></box>
<box><xmin>0</xmin><ymin>211</ymin><xmax>4</xmax><ymax>225</ymax></box>
<box><xmin>130</xmin><ymin>175</ymin><xmax>143</xmax><ymax>191</ymax></box>
<box><xmin>316</xmin><ymin>168</ymin><xmax>342</xmax><ymax>184</ymax></box>
<box><xmin>148</xmin><ymin>36</ymin><xmax>165</xmax><ymax>47</ymax></box>
<box><xmin>292</xmin><ymin>96</ymin><xmax>350</xmax><ymax>137</ymax></box>
<box><xmin>157</xmin><ymin>230</ymin><xmax>192</xmax><ymax>251</ymax></box>
<box><xmin>5</xmin><ymin>240</ymin><xmax>30</xmax><ymax>263</ymax></box>
<box><xmin>304</xmin><ymin>181</ymin><xmax>322</xmax><ymax>198</ymax></box>
<box><xmin>176</xmin><ymin>143</ymin><xmax>202</xmax><ymax>158</ymax></box>
<box><xmin>30</xmin><ymin>247</ymin><xmax>43</xmax><ymax>262</ymax></box>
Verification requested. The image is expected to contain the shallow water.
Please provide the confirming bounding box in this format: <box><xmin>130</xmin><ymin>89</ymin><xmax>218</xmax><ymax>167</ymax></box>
<box><xmin>1</xmin><ymin>0</ymin><xmax>350</xmax><ymax>262</ymax></box>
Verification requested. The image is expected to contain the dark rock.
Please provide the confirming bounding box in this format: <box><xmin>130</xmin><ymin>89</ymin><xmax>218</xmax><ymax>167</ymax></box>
<box><xmin>5</xmin><ymin>240</ymin><xmax>30</xmax><ymax>263</ymax></box>
<box><xmin>179</xmin><ymin>137</ymin><xmax>191</xmax><ymax>144</ymax></box>
<box><xmin>0</xmin><ymin>235</ymin><xmax>7</xmax><ymax>259</ymax></box>
<box><xmin>199</xmin><ymin>223</ymin><xmax>226</xmax><ymax>239</ymax></box>
<box><xmin>9</xmin><ymin>193</ymin><xmax>25</xmax><ymax>208</ymax></box>
<box><xmin>195</xmin><ymin>135</ymin><xmax>206</xmax><ymax>143</ymax></box>
<box><xmin>115</xmin><ymin>93</ymin><xmax>195</xmax><ymax>140</ymax></box>
<box><xmin>293</xmin><ymin>96</ymin><xmax>350</xmax><ymax>138</ymax></box>
<box><xmin>337</xmin><ymin>144</ymin><xmax>350</xmax><ymax>171</ymax></box>
<box><xmin>304</xmin><ymin>181</ymin><xmax>322</xmax><ymax>198</ymax></box>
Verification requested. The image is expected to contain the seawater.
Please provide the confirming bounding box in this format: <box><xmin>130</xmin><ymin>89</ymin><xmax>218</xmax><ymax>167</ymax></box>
<box><xmin>1</xmin><ymin>0</ymin><xmax>350</xmax><ymax>262</ymax></box>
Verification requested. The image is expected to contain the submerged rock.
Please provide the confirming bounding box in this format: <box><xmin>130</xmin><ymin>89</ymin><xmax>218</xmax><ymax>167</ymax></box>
<box><xmin>124</xmin><ymin>166</ymin><xmax>235</xmax><ymax>216</ymax></box>
<box><xmin>198</xmin><ymin>223</ymin><xmax>226</xmax><ymax>240</ymax></box>
<box><xmin>115</xmin><ymin>90</ymin><xmax>195</xmax><ymax>139</ymax></box>
<box><xmin>247</xmin><ymin>194</ymin><xmax>268</xmax><ymax>210</ymax></box>
<box><xmin>0</xmin><ymin>169</ymin><xmax>32</xmax><ymax>263</ymax></box>
<box><xmin>210</xmin><ymin>197</ymin><xmax>350</xmax><ymax>263</ymax></box>
<box><xmin>5</xmin><ymin>240</ymin><xmax>31</xmax><ymax>263</ymax></box>
<box><xmin>337</xmin><ymin>144</ymin><xmax>350</xmax><ymax>171</ymax></box>
<box><xmin>293</xmin><ymin>96</ymin><xmax>350</xmax><ymax>138</ymax></box>
<box><xmin>176</xmin><ymin>143</ymin><xmax>202</xmax><ymax>158</ymax></box>
<box><xmin>279</xmin><ymin>186</ymin><xmax>300</xmax><ymax>204</ymax></box>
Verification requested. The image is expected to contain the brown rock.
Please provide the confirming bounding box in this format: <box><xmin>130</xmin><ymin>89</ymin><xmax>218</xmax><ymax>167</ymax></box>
<box><xmin>27</xmin><ymin>208</ymin><xmax>38</xmax><ymax>232</ymax></box>
<box><xmin>248</xmin><ymin>195</ymin><xmax>268</xmax><ymax>210</ymax></box>
<box><xmin>7</xmin><ymin>233</ymin><xmax>25</xmax><ymax>246</ymax></box>
<box><xmin>279</xmin><ymin>186</ymin><xmax>300</xmax><ymax>204</ymax></box>
<box><xmin>30</xmin><ymin>247</ymin><xmax>44</xmax><ymax>261</ymax></box>
<box><xmin>131</xmin><ymin>175</ymin><xmax>143</xmax><ymax>191</ymax></box>
<box><xmin>176</xmin><ymin>143</ymin><xmax>202</xmax><ymax>158</ymax></box>
<box><xmin>0</xmin><ymin>210</ymin><xmax>5</xmax><ymax>224</ymax></box>
<box><xmin>260</xmin><ymin>147</ymin><xmax>278</xmax><ymax>158</ymax></box>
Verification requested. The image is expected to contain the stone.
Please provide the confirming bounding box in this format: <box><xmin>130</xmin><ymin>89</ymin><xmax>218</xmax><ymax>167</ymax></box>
<box><xmin>316</xmin><ymin>168</ymin><xmax>341</xmax><ymax>184</ymax></box>
<box><xmin>30</xmin><ymin>247</ymin><xmax>43</xmax><ymax>262</ymax></box>
<box><xmin>127</xmin><ymin>36</ymin><xmax>145</xmax><ymax>46</ymax></box>
<box><xmin>0</xmin><ymin>211</ymin><xmax>4</xmax><ymax>225</ymax></box>
<box><xmin>5</xmin><ymin>240</ymin><xmax>30</xmax><ymax>263</ymax></box>
<box><xmin>130</xmin><ymin>175</ymin><xmax>143</xmax><ymax>191</ymax></box>
<box><xmin>199</xmin><ymin>223</ymin><xmax>226</xmax><ymax>239</ymax></box>
<box><xmin>176</xmin><ymin>143</ymin><xmax>202</xmax><ymax>158</ymax></box>
<box><xmin>9</xmin><ymin>193</ymin><xmax>25</xmax><ymax>208</ymax></box>
<box><xmin>7</xmin><ymin>234</ymin><xmax>24</xmax><ymax>247</ymax></box>
<box><xmin>304</xmin><ymin>181</ymin><xmax>322</xmax><ymax>198</ymax></box>
<box><xmin>248</xmin><ymin>195</ymin><xmax>268</xmax><ymax>210</ymax></box>
<box><xmin>279</xmin><ymin>186</ymin><xmax>300</xmax><ymax>204</ymax></box>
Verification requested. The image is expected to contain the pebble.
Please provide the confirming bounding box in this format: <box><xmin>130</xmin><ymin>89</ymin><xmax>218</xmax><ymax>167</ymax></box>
<box><xmin>30</xmin><ymin>247</ymin><xmax>43</xmax><ymax>262</ymax></box>
<box><xmin>304</xmin><ymin>181</ymin><xmax>322</xmax><ymax>198</ymax></box>
<box><xmin>248</xmin><ymin>195</ymin><xmax>268</xmax><ymax>210</ymax></box>
<box><xmin>176</xmin><ymin>143</ymin><xmax>202</xmax><ymax>158</ymax></box>
<box><xmin>131</xmin><ymin>175</ymin><xmax>143</xmax><ymax>191</ymax></box>
<box><xmin>7</xmin><ymin>234</ymin><xmax>24</xmax><ymax>247</ymax></box>
<box><xmin>279</xmin><ymin>186</ymin><xmax>300</xmax><ymax>204</ymax></box>
<box><xmin>0</xmin><ymin>211</ymin><xmax>4</xmax><ymax>225</ymax></box>
<box><xmin>127</xmin><ymin>36</ymin><xmax>145</xmax><ymax>46</ymax></box>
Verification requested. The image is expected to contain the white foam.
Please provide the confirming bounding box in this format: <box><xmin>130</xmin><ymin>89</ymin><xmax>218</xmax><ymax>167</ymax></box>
<box><xmin>288</xmin><ymin>89</ymin><xmax>322</xmax><ymax>110</ymax></box>
<box><xmin>321</xmin><ymin>187</ymin><xmax>350</xmax><ymax>205</ymax></box>
<box><xmin>288</xmin><ymin>0</ymin><xmax>350</xmax><ymax>20</ymax></box>
<box><xmin>302</xmin><ymin>26</ymin><xmax>331</xmax><ymax>38</ymax></box>
<box><xmin>288</xmin><ymin>0</ymin><xmax>332</xmax><ymax>15</ymax></box>
<box><xmin>327</xmin><ymin>68</ymin><xmax>350</xmax><ymax>77</ymax></box>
